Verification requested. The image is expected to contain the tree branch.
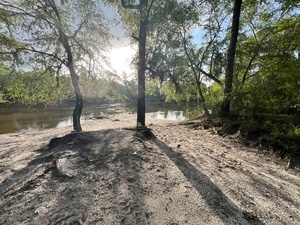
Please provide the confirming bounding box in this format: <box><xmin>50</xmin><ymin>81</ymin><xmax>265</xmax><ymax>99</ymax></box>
<box><xmin>0</xmin><ymin>2</ymin><xmax>38</xmax><ymax>18</ymax></box>
<box><xmin>121</xmin><ymin>0</ymin><xmax>140</xmax><ymax>9</ymax></box>
<box><xmin>146</xmin><ymin>0</ymin><xmax>155</xmax><ymax>20</ymax></box>
<box><xmin>199</xmin><ymin>68</ymin><xmax>222</xmax><ymax>85</ymax></box>
<box><xmin>181</xmin><ymin>30</ymin><xmax>222</xmax><ymax>86</ymax></box>
<box><xmin>131</xmin><ymin>34</ymin><xmax>139</xmax><ymax>41</ymax></box>
<box><xmin>19</xmin><ymin>47</ymin><xmax>66</xmax><ymax>65</ymax></box>
<box><xmin>71</xmin><ymin>16</ymin><xmax>89</xmax><ymax>39</ymax></box>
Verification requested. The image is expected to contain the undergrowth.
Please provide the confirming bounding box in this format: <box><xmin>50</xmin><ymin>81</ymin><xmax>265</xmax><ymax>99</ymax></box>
<box><xmin>195</xmin><ymin>113</ymin><xmax>300</xmax><ymax>168</ymax></box>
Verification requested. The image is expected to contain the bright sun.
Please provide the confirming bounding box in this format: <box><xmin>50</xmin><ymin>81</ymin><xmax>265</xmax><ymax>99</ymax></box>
<box><xmin>108</xmin><ymin>46</ymin><xmax>136</xmax><ymax>77</ymax></box>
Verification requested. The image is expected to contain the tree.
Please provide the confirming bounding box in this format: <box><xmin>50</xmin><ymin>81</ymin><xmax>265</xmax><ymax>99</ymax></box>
<box><xmin>237</xmin><ymin>16</ymin><xmax>300</xmax><ymax>115</ymax></box>
<box><xmin>144</xmin><ymin>2</ymin><xmax>194</xmax><ymax>102</ymax></box>
<box><xmin>0</xmin><ymin>0</ymin><xmax>109</xmax><ymax>131</ymax></box>
<box><xmin>46</xmin><ymin>0</ymin><xmax>83</xmax><ymax>131</ymax></box>
<box><xmin>227</xmin><ymin>0</ymin><xmax>300</xmax><ymax>115</ymax></box>
<box><xmin>1</xmin><ymin>68</ymin><xmax>72</xmax><ymax>106</ymax></box>
<box><xmin>146</xmin><ymin>1</ymin><xmax>226</xmax><ymax>113</ymax></box>
<box><xmin>0</xmin><ymin>9</ymin><xmax>25</xmax><ymax>67</ymax></box>
<box><xmin>221</xmin><ymin>0</ymin><xmax>243</xmax><ymax>117</ymax></box>
<box><xmin>120</xmin><ymin>0</ymin><xmax>154</xmax><ymax>127</ymax></box>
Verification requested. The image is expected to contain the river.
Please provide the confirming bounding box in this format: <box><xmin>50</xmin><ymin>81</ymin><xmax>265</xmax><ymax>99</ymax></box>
<box><xmin>0</xmin><ymin>103</ymin><xmax>202</xmax><ymax>134</ymax></box>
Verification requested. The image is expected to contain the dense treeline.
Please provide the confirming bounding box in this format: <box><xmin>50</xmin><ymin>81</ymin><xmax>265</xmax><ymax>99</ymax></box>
<box><xmin>0</xmin><ymin>64</ymin><xmax>71</xmax><ymax>106</ymax></box>
<box><xmin>0</xmin><ymin>64</ymin><xmax>140</xmax><ymax>105</ymax></box>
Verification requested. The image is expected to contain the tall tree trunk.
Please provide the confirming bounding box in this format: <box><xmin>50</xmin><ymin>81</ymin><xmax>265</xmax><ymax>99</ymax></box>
<box><xmin>121</xmin><ymin>0</ymin><xmax>153</xmax><ymax>127</ymax></box>
<box><xmin>137</xmin><ymin>0</ymin><xmax>148</xmax><ymax>127</ymax></box>
<box><xmin>221</xmin><ymin>0</ymin><xmax>242</xmax><ymax>117</ymax></box>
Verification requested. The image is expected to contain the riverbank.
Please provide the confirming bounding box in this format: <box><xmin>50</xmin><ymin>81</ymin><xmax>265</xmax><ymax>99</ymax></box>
<box><xmin>0</xmin><ymin>114</ymin><xmax>300</xmax><ymax>224</ymax></box>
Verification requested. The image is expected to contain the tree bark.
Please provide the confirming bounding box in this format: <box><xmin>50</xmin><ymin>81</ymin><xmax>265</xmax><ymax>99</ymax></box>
<box><xmin>136</xmin><ymin>0</ymin><xmax>148</xmax><ymax>127</ymax></box>
<box><xmin>68</xmin><ymin>61</ymin><xmax>83</xmax><ymax>132</ymax></box>
<box><xmin>121</xmin><ymin>0</ymin><xmax>153</xmax><ymax>127</ymax></box>
<box><xmin>47</xmin><ymin>0</ymin><xmax>83</xmax><ymax>131</ymax></box>
<box><xmin>221</xmin><ymin>0</ymin><xmax>242</xmax><ymax>117</ymax></box>
<box><xmin>60</xmin><ymin>33</ymin><xmax>83</xmax><ymax>131</ymax></box>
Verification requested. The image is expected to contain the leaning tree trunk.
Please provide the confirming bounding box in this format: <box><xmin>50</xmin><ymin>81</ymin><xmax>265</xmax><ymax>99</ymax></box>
<box><xmin>136</xmin><ymin>0</ymin><xmax>148</xmax><ymax>127</ymax></box>
<box><xmin>221</xmin><ymin>0</ymin><xmax>242</xmax><ymax>117</ymax></box>
<box><xmin>61</xmin><ymin>35</ymin><xmax>83</xmax><ymax>132</ymax></box>
<box><xmin>49</xmin><ymin>0</ymin><xmax>83</xmax><ymax>131</ymax></box>
<box><xmin>68</xmin><ymin>62</ymin><xmax>83</xmax><ymax>132</ymax></box>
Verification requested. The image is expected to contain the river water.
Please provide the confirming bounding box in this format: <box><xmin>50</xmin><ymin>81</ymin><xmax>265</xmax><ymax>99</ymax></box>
<box><xmin>0</xmin><ymin>103</ymin><xmax>201</xmax><ymax>134</ymax></box>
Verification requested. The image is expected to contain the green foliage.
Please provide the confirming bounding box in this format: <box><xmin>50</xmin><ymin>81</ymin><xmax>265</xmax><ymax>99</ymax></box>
<box><xmin>80</xmin><ymin>74</ymin><xmax>138</xmax><ymax>103</ymax></box>
<box><xmin>0</xmin><ymin>68</ymin><xmax>72</xmax><ymax>106</ymax></box>
<box><xmin>0</xmin><ymin>64</ymin><xmax>139</xmax><ymax>105</ymax></box>
<box><xmin>271</xmin><ymin>123</ymin><xmax>300</xmax><ymax>140</ymax></box>
<box><xmin>146</xmin><ymin>78</ymin><xmax>161</xmax><ymax>97</ymax></box>
<box><xmin>234</xmin><ymin>15</ymin><xmax>300</xmax><ymax>116</ymax></box>
<box><xmin>204</xmin><ymin>82</ymin><xmax>224</xmax><ymax>114</ymax></box>
<box><xmin>294</xmin><ymin>127</ymin><xmax>300</xmax><ymax>136</ymax></box>
<box><xmin>0</xmin><ymin>92</ymin><xmax>5</xmax><ymax>103</ymax></box>
<box><xmin>0</xmin><ymin>64</ymin><xmax>10</xmax><ymax>102</ymax></box>
<box><xmin>161</xmin><ymin>82</ymin><xmax>179</xmax><ymax>102</ymax></box>
<box><xmin>185</xmin><ymin>107</ymin><xmax>204</xmax><ymax>120</ymax></box>
<box><xmin>158</xmin><ymin>79</ymin><xmax>202</xmax><ymax>104</ymax></box>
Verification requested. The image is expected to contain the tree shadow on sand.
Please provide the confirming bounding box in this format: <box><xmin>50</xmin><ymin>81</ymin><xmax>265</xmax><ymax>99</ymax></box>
<box><xmin>0</xmin><ymin>130</ymin><xmax>149</xmax><ymax>225</ymax></box>
<box><xmin>1</xmin><ymin>128</ymin><xmax>266</xmax><ymax>225</ymax></box>
<box><xmin>152</xmin><ymin>134</ymin><xmax>264</xmax><ymax>225</ymax></box>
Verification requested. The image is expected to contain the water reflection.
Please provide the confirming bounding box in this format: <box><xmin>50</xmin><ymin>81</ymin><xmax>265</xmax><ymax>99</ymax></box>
<box><xmin>56</xmin><ymin>117</ymin><xmax>73</xmax><ymax>128</ymax></box>
<box><xmin>0</xmin><ymin>103</ymin><xmax>200</xmax><ymax>134</ymax></box>
<box><xmin>156</xmin><ymin>110</ymin><xmax>186</xmax><ymax>121</ymax></box>
<box><xmin>18</xmin><ymin>121</ymin><xmax>51</xmax><ymax>133</ymax></box>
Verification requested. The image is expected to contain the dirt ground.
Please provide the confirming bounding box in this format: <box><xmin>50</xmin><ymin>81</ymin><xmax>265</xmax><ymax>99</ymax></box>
<box><xmin>0</xmin><ymin>113</ymin><xmax>299</xmax><ymax>225</ymax></box>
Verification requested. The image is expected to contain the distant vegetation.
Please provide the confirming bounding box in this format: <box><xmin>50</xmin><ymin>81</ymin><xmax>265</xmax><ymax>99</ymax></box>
<box><xmin>0</xmin><ymin>64</ymin><xmax>141</xmax><ymax>106</ymax></box>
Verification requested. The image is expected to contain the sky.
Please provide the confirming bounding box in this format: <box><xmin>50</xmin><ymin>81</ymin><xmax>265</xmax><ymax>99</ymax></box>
<box><xmin>108</xmin><ymin>46</ymin><xmax>136</xmax><ymax>76</ymax></box>
<box><xmin>102</xmin><ymin>4</ymin><xmax>137</xmax><ymax>77</ymax></box>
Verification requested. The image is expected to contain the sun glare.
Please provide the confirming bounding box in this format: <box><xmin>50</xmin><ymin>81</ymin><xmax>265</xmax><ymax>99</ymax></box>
<box><xmin>108</xmin><ymin>46</ymin><xmax>136</xmax><ymax>77</ymax></box>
